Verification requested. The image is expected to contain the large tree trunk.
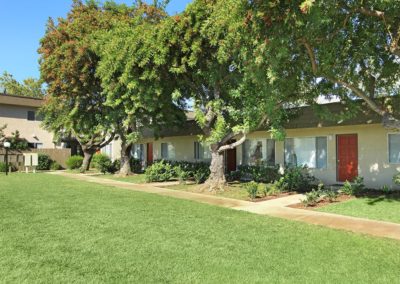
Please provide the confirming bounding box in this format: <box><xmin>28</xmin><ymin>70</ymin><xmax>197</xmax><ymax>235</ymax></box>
<box><xmin>81</xmin><ymin>148</ymin><xmax>95</xmax><ymax>173</ymax></box>
<box><xmin>119</xmin><ymin>142</ymin><xmax>133</xmax><ymax>176</ymax></box>
<box><xmin>203</xmin><ymin>144</ymin><xmax>226</xmax><ymax>192</ymax></box>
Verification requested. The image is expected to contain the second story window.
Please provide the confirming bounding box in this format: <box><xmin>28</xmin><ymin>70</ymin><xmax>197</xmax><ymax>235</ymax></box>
<box><xmin>27</xmin><ymin>111</ymin><xmax>35</xmax><ymax>121</ymax></box>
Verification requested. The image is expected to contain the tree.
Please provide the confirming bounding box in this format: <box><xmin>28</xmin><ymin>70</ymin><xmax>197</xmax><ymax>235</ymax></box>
<box><xmin>38</xmin><ymin>0</ymin><xmax>134</xmax><ymax>172</ymax></box>
<box><xmin>0</xmin><ymin>124</ymin><xmax>6</xmax><ymax>144</ymax></box>
<box><xmin>9</xmin><ymin>130</ymin><xmax>29</xmax><ymax>150</ymax></box>
<box><xmin>245</xmin><ymin>0</ymin><xmax>400</xmax><ymax>128</ymax></box>
<box><xmin>95</xmin><ymin>2</ymin><xmax>186</xmax><ymax>176</ymax></box>
<box><xmin>0</xmin><ymin>72</ymin><xmax>45</xmax><ymax>98</ymax></box>
<box><xmin>159</xmin><ymin>0</ymin><xmax>284</xmax><ymax>191</ymax></box>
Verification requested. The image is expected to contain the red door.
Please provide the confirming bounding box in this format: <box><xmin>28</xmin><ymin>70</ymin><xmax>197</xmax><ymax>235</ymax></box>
<box><xmin>225</xmin><ymin>147</ymin><xmax>237</xmax><ymax>173</ymax></box>
<box><xmin>337</xmin><ymin>134</ymin><xmax>358</xmax><ymax>182</ymax></box>
<box><xmin>146</xmin><ymin>143</ymin><xmax>153</xmax><ymax>165</ymax></box>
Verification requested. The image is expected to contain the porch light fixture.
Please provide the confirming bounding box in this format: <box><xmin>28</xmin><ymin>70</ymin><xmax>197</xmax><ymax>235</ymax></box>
<box><xmin>3</xmin><ymin>141</ymin><xmax>11</xmax><ymax>176</ymax></box>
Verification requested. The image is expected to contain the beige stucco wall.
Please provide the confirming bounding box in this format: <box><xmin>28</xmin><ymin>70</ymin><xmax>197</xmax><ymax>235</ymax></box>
<box><xmin>0</xmin><ymin>104</ymin><xmax>55</xmax><ymax>148</ymax></box>
<box><xmin>134</xmin><ymin>123</ymin><xmax>399</xmax><ymax>189</ymax></box>
<box><xmin>245</xmin><ymin>124</ymin><xmax>400</xmax><ymax>189</ymax></box>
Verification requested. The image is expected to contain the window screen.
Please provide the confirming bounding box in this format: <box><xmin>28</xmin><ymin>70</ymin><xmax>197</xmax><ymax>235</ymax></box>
<box><xmin>27</xmin><ymin>111</ymin><xmax>35</xmax><ymax>121</ymax></box>
<box><xmin>389</xmin><ymin>134</ymin><xmax>400</xmax><ymax>163</ymax></box>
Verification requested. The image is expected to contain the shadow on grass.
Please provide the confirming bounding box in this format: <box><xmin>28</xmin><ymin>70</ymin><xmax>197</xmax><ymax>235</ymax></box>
<box><xmin>357</xmin><ymin>193</ymin><xmax>400</xmax><ymax>206</ymax></box>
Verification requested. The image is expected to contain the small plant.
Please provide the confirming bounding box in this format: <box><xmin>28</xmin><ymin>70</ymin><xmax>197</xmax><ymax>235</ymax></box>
<box><xmin>174</xmin><ymin>165</ymin><xmax>191</xmax><ymax>184</ymax></box>
<box><xmin>324</xmin><ymin>187</ymin><xmax>338</xmax><ymax>202</ymax></box>
<box><xmin>193</xmin><ymin>168</ymin><xmax>209</xmax><ymax>184</ymax></box>
<box><xmin>301</xmin><ymin>188</ymin><xmax>322</xmax><ymax>207</ymax></box>
<box><xmin>381</xmin><ymin>185</ymin><xmax>392</xmax><ymax>194</ymax></box>
<box><xmin>243</xmin><ymin>181</ymin><xmax>259</xmax><ymax>200</ymax></box>
<box><xmin>393</xmin><ymin>172</ymin><xmax>400</xmax><ymax>185</ymax></box>
<box><xmin>341</xmin><ymin>176</ymin><xmax>365</xmax><ymax>196</ymax></box>
<box><xmin>268</xmin><ymin>186</ymin><xmax>281</xmax><ymax>196</ymax></box>
<box><xmin>37</xmin><ymin>154</ymin><xmax>52</xmax><ymax>170</ymax></box>
<box><xmin>129</xmin><ymin>158</ymin><xmax>142</xmax><ymax>173</ymax></box>
<box><xmin>66</xmin><ymin>155</ymin><xmax>83</xmax><ymax>170</ymax></box>
<box><xmin>50</xmin><ymin>161</ymin><xmax>62</xmax><ymax>171</ymax></box>
<box><xmin>259</xmin><ymin>184</ymin><xmax>268</xmax><ymax>197</ymax></box>
<box><xmin>0</xmin><ymin>162</ymin><xmax>7</xmax><ymax>172</ymax></box>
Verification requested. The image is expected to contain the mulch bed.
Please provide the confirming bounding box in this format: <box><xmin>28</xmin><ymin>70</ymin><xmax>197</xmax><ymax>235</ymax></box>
<box><xmin>288</xmin><ymin>194</ymin><xmax>354</xmax><ymax>210</ymax></box>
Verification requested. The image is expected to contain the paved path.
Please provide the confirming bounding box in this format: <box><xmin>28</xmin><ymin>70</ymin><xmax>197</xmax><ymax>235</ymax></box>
<box><xmin>50</xmin><ymin>172</ymin><xmax>400</xmax><ymax>241</ymax></box>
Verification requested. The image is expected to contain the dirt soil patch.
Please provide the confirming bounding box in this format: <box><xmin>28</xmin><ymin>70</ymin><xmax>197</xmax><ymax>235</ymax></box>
<box><xmin>289</xmin><ymin>194</ymin><xmax>354</xmax><ymax>210</ymax></box>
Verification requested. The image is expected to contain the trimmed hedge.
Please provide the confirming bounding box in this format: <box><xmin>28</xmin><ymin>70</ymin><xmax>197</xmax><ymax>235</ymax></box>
<box><xmin>66</xmin><ymin>155</ymin><xmax>84</xmax><ymax>170</ymax></box>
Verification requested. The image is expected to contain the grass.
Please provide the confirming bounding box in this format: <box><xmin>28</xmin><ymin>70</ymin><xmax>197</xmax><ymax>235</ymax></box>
<box><xmin>92</xmin><ymin>173</ymin><xmax>147</xmax><ymax>184</ymax></box>
<box><xmin>1</xmin><ymin>173</ymin><xmax>400</xmax><ymax>283</ymax></box>
<box><xmin>317</xmin><ymin>195</ymin><xmax>400</xmax><ymax>224</ymax></box>
<box><xmin>164</xmin><ymin>182</ymin><xmax>252</xmax><ymax>200</ymax></box>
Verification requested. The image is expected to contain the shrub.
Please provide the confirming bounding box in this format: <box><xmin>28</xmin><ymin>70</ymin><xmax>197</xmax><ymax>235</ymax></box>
<box><xmin>151</xmin><ymin>160</ymin><xmax>210</xmax><ymax>183</ymax></box>
<box><xmin>323</xmin><ymin>187</ymin><xmax>338</xmax><ymax>202</ymax></box>
<box><xmin>226</xmin><ymin>170</ymin><xmax>241</xmax><ymax>182</ymax></box>
<box><xmin>145</xmin><ymin>160</ymin><xmax>175</xmax><ymax>182</ymax></box>
<box><xmin>243</xmin><ymin>181</ymin><xmax>259</xmax><ymax>200</ymax></box>
<box><xmin>174</xmin><ymin>165</ymin><xmax>191</xmax><ymax>184</ymax></box>
<box><xmin>301</xmin><ymin>188</ymin><xmax>322</xmax><ymax>207</ymax></box>
<box><xmin>130</xmin><ymin>158</ymin><xmax>142</xmax><ymax>173</ymax></box>
<box><xmin>193</xmin><ymin>167</ymin><xmax>210</xmax><ymax>184</ymax></box>
<box><xmin>259</xmin><ymin>184</ymin><xmax>268</xmax><ymax>197</ymax></box>
<box><xmin>91</xmin><ymin>153</ymin><xmax>107</xmax><ymax>169</ymax></box>
<box><xmin>275</xmin><ymin>166</ymin><xmax>315</xmax><ymax>192</ymax></box>
<box><xmin>93</xmin><ymin>154</ymin><xmax>113</xmax><ymax>174</ymax></box>
<box><xmin>112</xmin><ymin>159</ymin><xmax>121</xmax><ymax>172</ymax></box>
<box><xmin>66</xmin><ymin>155</ymin><xmax>83</xmax><ymax>170</ymax></box>
<box><xmin>381</xmin><ymin>185</ymin><xmax>392</xmax><ymax>194</ymax></box>
<box><xmin>37</xmin><ymin>154</ymin><xmax>52</xmax><ymax>170</ymax></box>
<box><xmin>265</xmin><ymin>184</ymin><xmax>281</xmax><ymax>196</ymax></box>
<box><xmin>237</xmin><ymin>165</ymin><xmax>280</xmax><ymax>183</ymax></box>
<box><xmin>0</xmin><ymin>162</ymin><xmax>6</xmax><ymax>172</ymax></box>
<box><xmin>50</xmin><ymin>161</ymin><xmax>62</xmax><ymax>171</ymax></box>
<box><xmin>393</xmin><ymin>172</ymin><xmax>400</xmax><ymax>185</ymax></box>
<box><xmin>341</xmin><ymin>176</ymin><xmax>365</xmax><ymax>196</ymax></box>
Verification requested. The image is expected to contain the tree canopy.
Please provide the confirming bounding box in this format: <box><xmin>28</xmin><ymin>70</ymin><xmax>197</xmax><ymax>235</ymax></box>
<box><xmin>244</xmin><ymin>0</ymin><xmax>400</xmax><ymax>128</ymax></box>
<box><xmin>38</xmin><ymin>0</ymin><xmax>134</xmax><ymax>171</ymax></box>
<box><xmin>0</xmin><ymin>72</ymin><xmax>45</xmax><ymax>98</ymax></box>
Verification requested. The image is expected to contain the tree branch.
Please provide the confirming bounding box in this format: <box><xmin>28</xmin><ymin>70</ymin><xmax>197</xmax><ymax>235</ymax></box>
<box><xmin>218</xmin><ymin>133</ymin><xmax>246</xmax><ymax>153</ymax></box>
<box><xmin>299</xmin><ymin>38</ymin><xmax>318</xmax><ymax>75</ymax></box>
<box><xmin>356</xmin><ymin>7</ymin><xmax>385</xmax><ymax>19</ymax></box>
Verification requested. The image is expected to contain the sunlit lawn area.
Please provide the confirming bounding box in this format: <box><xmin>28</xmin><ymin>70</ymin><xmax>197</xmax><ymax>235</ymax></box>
<box><xmin>317</xmin><ymin>194</ymin><xmax>400</xmax><ymax>224</ymax></box>
<box><xmin>163</xmin><ymin>182</ymin><xmax>250</xmax><ymax>200</ymax></box>
<box><xmin>92</xmin><ymin>173</ymin><xmax>147</xmax><ymax>184</ymax></box>
<box><xmin>1</xmin><ymin>173</ymin><xmax>400</xmax><ymax>283</ymax></box>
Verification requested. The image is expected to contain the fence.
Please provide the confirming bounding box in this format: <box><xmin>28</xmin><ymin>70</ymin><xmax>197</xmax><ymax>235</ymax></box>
<box><xmin>0</xmin><ymin>148</ymin><xmax>71</xmax><ymax>170</ymax></box>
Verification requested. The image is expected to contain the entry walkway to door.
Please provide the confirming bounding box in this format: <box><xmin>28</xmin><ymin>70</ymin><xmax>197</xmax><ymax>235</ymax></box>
<box><xmin>49</xmin><ymin>172</ymin><xmax>400</xmax><ymax>241</ymax></box>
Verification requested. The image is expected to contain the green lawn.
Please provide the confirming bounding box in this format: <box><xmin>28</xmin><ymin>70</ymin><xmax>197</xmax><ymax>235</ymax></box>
<box><xmin>164</xmin><ymin>182</ymin><xmax>251</xmax><ymax>200</ymax></box>
<box><xmin>92</xmin><ymin>173</ymin><xmax>147</xmax><ymax>184</ymax></box>
<box><xmin>1</xmin><ymin>174</ymin><xmax>400</xmax><ymax>283</ymax></box>
<box><xmin>317</xmin><ymin>195</ymin><xmax>400</xmax><ymax>224</ymax></box>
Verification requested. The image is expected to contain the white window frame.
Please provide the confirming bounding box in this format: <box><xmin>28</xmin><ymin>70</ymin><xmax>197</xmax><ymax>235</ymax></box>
<box><xmin>284</xmin><ymin>136</ymin><xmax>328</xmax><ymax>169</ymax></box>
<box><xmin>387</xmin><ymin>133</ymin><xmax>400</xmax><ymax>164</ymax></box>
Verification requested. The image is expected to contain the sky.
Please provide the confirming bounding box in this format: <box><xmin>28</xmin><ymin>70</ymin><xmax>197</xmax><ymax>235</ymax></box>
<box><xmin>0</xmin><ymin>0</ymin><xmax>192</xmax><ymax>82</ymax></box>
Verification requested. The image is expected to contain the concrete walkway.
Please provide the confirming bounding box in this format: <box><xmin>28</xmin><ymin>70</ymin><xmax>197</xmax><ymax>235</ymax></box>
<box><xmin>50</xmin><ymin>172</ymin><xmax>400</xmax><ymax>241</ymax></box>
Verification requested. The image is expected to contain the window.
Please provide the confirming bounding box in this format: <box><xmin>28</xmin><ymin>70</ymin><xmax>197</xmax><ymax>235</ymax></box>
<box><xmin>284</xmin><ymin>137</ymin><xmax>327</xmax><ymax>169</ymax></box>
<box><xmin>27</xmin><ymin>143</ymin><xmax>43</xmax><ymax>149</ymax></box>
<box><xmin>161</xmin><ymin>143</ymin><xmax>175</xmax><ymax>160</ymax></box>
<box><xmin>101</xmin><ymin>144</ymin><xmax>112</xmax><ymax>159</ymax></box>
<box><xmin>266</xmin><ymin>139</ymin><xmax>275</xmax><ymax>166</ymax></box>
<box><xmin>131</xmin><ymin>144</ymin><xmax>145</xmax><ymax>161</ymax></box>
<box><xmin>194</xmin><ymin>142</ymin><xmax>211</xmax><ymax>160</ymax></box>
<box><xmin>242</xmin><ymin>140</ymin><xmax>263</xmax><ymax>165</ymax></box>
<box><xmin>27</xmin><ymin>111</ymin><xmax>35</xmax><ymax>121</ymax></box>
<box><xmin>389</xmin><ymin>134</ymin><xmax>400</xmax><ymax>163</ymax></box>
